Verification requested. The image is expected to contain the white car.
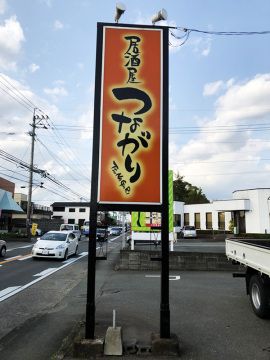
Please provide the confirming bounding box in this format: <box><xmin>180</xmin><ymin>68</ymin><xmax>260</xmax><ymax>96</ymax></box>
<box><xmin>32</xmin><ymin>231</ymin><xmax>79</xmax><ymax>260</ymax></box>
<box><xmin>60</xmin><ymin>224</ymin><xmax>81</xmax><ymax>241</ymax></box>
<box><xmin>0</xmin><ymin>239</ymin><xmax>6</xmax><ymax>257</ymax></box>
<box><xmin>181</xmin><ymin>226</ymin><xmax>197</xmax><ymax>238</ymax></box>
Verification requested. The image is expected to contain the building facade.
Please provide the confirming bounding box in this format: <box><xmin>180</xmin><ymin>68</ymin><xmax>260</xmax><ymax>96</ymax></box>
<box><xmin>51</xmin><ymin>202</ymin><xmax>90</xmax><ymax>229</ymax></box>
<box><xmin>173</xmin><ymin>188</ymin><xmax>270</xmax><ymax>235</ymax></box>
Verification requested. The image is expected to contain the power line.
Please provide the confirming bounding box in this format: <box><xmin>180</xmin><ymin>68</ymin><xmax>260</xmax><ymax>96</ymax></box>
<box><xmin>169</xmin><ymin>27</ymin><xmax>270</xmax><ymax>46</ymax></box>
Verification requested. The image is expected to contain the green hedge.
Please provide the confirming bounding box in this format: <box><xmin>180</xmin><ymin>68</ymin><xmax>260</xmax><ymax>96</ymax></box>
<box><xmin>196</xmin><ymin>230</ymin><xmax>231</xmax><ymax>235</ymax></box>
<box><xmin>236</xmin><ymin>233</ymin><xmax>270</xmax><ymax>239</ymax></box>
<box><xmin>0</xmin><ymin>232</ymin><xmax>28</xmax><ymax>239</ymax></box>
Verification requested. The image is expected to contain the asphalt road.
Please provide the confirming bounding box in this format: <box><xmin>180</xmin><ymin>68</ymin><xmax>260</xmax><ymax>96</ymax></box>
<box><xmin>132</xmin><ymin>237</ymin><xmax>226</xmax><ymax>253</ymax></box>
<box><xmin>1</xmin><ymin>235</ymin><xmax>270</xmax><ymax>360</ymax></box>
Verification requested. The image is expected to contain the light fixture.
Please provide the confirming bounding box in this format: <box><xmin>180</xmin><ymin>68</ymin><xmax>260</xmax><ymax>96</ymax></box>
<box><xmin>114</xmin><ymin>2</ymin><xmax>126</xmax><ymax>23</ymax></box>
<box><xmin>151</xmin><ymin>8</ymin><xmax>168</xmax><ymax>25</ymax></box>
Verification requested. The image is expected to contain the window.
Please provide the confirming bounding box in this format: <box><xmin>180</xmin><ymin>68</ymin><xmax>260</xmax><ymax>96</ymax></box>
<box><xmin>218</xmin><ymin>212</ymin><xmax>225</xmax><ymax>230</ymax></box>
<box><xmin>69</xmin><ymin>208</ymin><xmax>75</xmax><ymax>212</ymax></box>
<box><xmin>184</xmin><ymin>213</ymin><xmax>189</xmax><ymax>226</ymax></box>
<box><xmin>195</xmin><ymin>213</ymin><xmax>200</xmax><ymax>229</ymax></box>
<box><xmin>53</xmin><ymin>206</ymin><xmax>65</xmax><ymax>212</ymax></box>
<box><xmin>79</xmin><ymin>208</ymin><xmax>86</xmax><ymax>212</ymax></box>
<box><xmin>68</xmin><ymin>219</ymin><xmax>75</xmax><ymax>224</ymax></box>
<box><xmin>206</xmin><ymin>213</ymin><xmax>212</xmax><ymax>229</ymax></box>
<box><xmin>173</xmin><ymin>214</ymin><xmax>181</xmax><ymax>227</ymax></box>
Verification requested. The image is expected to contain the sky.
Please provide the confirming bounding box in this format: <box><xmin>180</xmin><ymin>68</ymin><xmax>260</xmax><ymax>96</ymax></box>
<box><xmin>0</xmin><ymin>0</ymin><xmax>270</xmax><ymax>207</ymax></box>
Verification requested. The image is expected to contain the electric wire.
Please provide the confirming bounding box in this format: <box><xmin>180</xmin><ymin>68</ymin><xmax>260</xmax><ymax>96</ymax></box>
<box><xmin>169</xmin><ymin>27</ymin><xmax>270</xmax><ymax>46</ymax></box>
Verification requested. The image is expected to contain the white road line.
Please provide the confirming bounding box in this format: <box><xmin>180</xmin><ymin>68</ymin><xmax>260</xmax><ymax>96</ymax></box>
<box><xmin>145</xmin><ymin>275</ymin><xmax>181</xmax><ymax>281</ymax></box>
<box><xmin>3</xmin><ymin>256</ymin><xmax>22</xmax><ymax>261</ymax></box>
<box><xmin>18</xmin><ymin>255</ymin><xmax>32</xmax><ymax>261</ymax></box>
<box><xmin>7</xmin><ymin>245</ymin><xmax>33</xmax><ymax>252</ymax></box>
<box><xmin>0</xmin><ymin>286</ymin><xmax>21</xmax><ymax>297</ymax></box>
<box><xmin>0</xmin><ymin>252</ymin><xmax>88</xmax><ymax>303</ymax></box>
<box><xmin>33</xmin><ymin>268</ymin><xmax>58</xmax><ymax>277</ymax></box>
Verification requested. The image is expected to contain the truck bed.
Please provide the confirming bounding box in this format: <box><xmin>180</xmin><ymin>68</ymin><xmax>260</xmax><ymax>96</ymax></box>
<box><xmin>225</xmin><ymin>238</ymin><xmax>270</xmax><ymax>277</ymax></box>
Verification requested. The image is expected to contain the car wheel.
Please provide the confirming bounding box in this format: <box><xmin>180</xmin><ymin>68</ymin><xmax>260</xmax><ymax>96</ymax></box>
<box><xmin>249</xmin><ymin>274</ymin><xmax>270</xmax><ymax>318</ymax></box>
<box><xmin>32</xmin><ymin>256</ymin><xmax>38</xmax><ymax>260</ymax></box>
<box><xmin>64</xmin><ymin>250</ymin><xmax>68</xmax><ymax>260</ymax></box>
<box><xmin>0</xmin><ymin>246</ymin><xmax>6</xmax><ymax>257</ymax></box>
<box><xmin>75</xmin><ymin>246</ymin><xmax>79</xmax><ymax>256</ymax></box>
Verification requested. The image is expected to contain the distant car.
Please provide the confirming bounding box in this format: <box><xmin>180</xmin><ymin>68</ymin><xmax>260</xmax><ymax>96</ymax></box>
<box><xmin>60</xmin><ymin>224</ymin><xmax>81</xmax><ymax>241</ymax></box>
<box><xmin>0</xmin><ymin>239</ymin><xmax>6</xmax><ymax>257</ymax></box>
<box><xmin>30</xmin><ymin>224</ymin><xmax>43</xmax><ymax>236</ymax></box>
<box><xmin>181</xmin><ymin>226</ymin><xmax>197</xmax><ymax>238</ymax></box>
<box><xmin>32</xmin><ymin>231</ymin><xmax>79</xmax><ymax>260</ymax></box>
<box><xmin>96</xmin><ymin>228</ymin><xmax>108</xmax><ymax>242</ymax></box>
<box><xmin>110</xmin><ymin>227</ymin><xmax>121</xmax><ymax>236</ymax></box>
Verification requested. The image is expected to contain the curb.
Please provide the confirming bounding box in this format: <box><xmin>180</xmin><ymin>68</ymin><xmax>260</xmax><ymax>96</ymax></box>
<box><xmin>53</xmin><ymin>318</ymin><xmax>85</xmax><ymax>360</ymax></box>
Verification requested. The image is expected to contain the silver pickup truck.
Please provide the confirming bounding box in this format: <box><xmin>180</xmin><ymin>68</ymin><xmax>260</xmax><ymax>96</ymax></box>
<box><xmin>226</xmin><ymin>238</ymin><xmax>270</xmax><ymax>318</ymax></box>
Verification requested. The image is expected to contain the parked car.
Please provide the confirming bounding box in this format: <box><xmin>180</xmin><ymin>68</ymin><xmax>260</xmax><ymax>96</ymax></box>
<box><xmin>0</xmin><ymin>239</ymin><xmax>6</xmax><ymax>257</ymax></box>
<box><xmin>110</xmin><ymin>227</ymin><xmax>121</xmax><ymax>236</ymax></box>
<box><xmin>30</xmin><ymin>225</ymin><xmax>43</xmax><ymax>236</ymax></box>
<box><xmin>32</xmin><ymin>231</ymin><xmax>79</xmax><ymax>260</ymax></box>
<box><xmin>181</xmin><ymin>226</ymin><xmax>197</xmax><ymax>238</ymax></box>
<box><xmin>60</xmin><ymin>223</ymin><xmax>81</xmax><ymax>241</ymax></box>
<box><xmin>96</xmin><ymin>228</ymin><xmax>108</xmax><ymax>242</ymax></box>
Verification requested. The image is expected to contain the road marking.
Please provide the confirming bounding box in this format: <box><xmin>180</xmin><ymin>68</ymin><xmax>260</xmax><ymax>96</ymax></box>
<box><xmin>0</xmin><ymin>252</ymin><xmax>89</xmax><ymax>302</ymax></box>
<box><xmin>0</xmin><ymin>286</ymin><xmax>21</xmax><ymax>297</ymax></box>
<box><xmin>145</xmin><ymin>275</ymin><xmax>181</xmax><ymax>281</ymax></box>
<box><xmin>18</xmin><ymin>255</ymin><xmax>32</xmax><ymax>261</ymax></box>
<box><xmin>34</xmin><ymin>268</ymin><xmax>58</xmax><ymax>276</ymax></box>
<box><xmin>3</xmin><ymin>255</ymin><xmax>22</xmax><ymax>261</ymax></box>
<box><xmin>7</xmin><ymin>245</ymin><xmax>33</xmax><ymax>251</ymax></box>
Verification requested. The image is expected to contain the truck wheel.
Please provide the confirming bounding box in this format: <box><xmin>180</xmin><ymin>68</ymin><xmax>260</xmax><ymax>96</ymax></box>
<box><xmin>249</xmin><ymin>274</ymin><xmax>270</xmax><ymax>319</ymax></box>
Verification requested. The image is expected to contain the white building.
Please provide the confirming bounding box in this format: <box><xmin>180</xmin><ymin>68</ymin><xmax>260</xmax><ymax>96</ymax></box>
<box><xmin>174</xmin><ymin>188</ymin><xmax>270</xmax><ymax>235</ymax></box>
<box><xmin>51</xmin><ymin>202</ymin><xmax>90</xmax><ymax>229</ymax></box>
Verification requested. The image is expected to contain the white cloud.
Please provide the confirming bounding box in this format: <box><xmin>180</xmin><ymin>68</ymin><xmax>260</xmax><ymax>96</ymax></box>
<box><xmin>54</xmin><ymin>20</ymin><xmax>64</xmax><ymax>30</ymax></box>
<box><xmin>41</xmin><ymin>0</ymin><xmax>52</xmax><ymax>8</ymax></box>
<box><xmin>191</xmin><ymin>35</ymin><xmax>212</xmax><ymax>57</ymax></box>
<box><xmin>0</xmin><ymin>16</ymin><xmax>25</xmax><ymax>71</ymax></box>
<box><xmin>0</xmin><ymin>0</ymin><xmax>7</xmax><ymax>14</ymax></box>
<box><xmin>170</xmin><ymin>73</ymin><xmax>270</xmax><ymax>200</ymax></box>
<box><xmin>203</xmin><ymin>81</ymin><xmax>224</xmax><ymax>96</ymax></box>
<box><xmin>43</xmin><ymin>86</ymin><xmax>68</xmax><ymax>97</ymax></box>
<box><xmin>29</xmin><ymin>63</ymin><xmax>40</xmax><ymax>73</ymax></box>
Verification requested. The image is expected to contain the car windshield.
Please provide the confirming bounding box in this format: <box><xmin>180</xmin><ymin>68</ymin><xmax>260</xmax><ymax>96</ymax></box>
<box><xmin>185</xmin><ymin>226</ymin><xmax>195</xmax><ymax>230</ymax></box>
<box><xmin>40</xmin><ymin>233</ymin><xmax>67</xmax><ymax>241</ymax></box>
<box><xmin>61</xmin><ymin>225</ymin><xmax>73</xmax><ymax>230</ymax></box>
<box><xmin>97</xmin><ymin>229</ymin><xmax>105</xmax><ymax>234</ymax></box>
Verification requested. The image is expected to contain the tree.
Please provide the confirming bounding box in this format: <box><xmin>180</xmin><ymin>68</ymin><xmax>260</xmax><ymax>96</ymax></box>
<box><xmin>173</xmin><ymin>172</ymin><xmax>210</xmax><ymax>204</ymax></box>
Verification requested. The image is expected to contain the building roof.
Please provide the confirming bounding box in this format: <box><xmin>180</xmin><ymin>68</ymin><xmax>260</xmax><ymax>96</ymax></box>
<box><xmin>51</xmin><ymin>202</ymin><xmax>90</xmax><ymax>207</ymax></box>
<box><xmin>0</xmin><ymin>190</ymin><xmax>24</xmax><ymax>213</ymax></box>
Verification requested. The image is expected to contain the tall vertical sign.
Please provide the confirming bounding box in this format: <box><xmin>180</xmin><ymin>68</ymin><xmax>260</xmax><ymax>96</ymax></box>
<box><xmin>98</xmin><ymin>26</ymin><xmax>163</xmax><ymax>205</ymax></box>
<box><xmin>86</xmin><ymin>22</ymin><xmax>169</xmax><ymax>340</ymax></box>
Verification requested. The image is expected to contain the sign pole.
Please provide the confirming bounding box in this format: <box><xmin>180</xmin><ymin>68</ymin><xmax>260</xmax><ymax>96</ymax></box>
<box><xmin>160</xmin><ymin>26</ymin><xmax>170</xmax><ymax>338</ymax></box>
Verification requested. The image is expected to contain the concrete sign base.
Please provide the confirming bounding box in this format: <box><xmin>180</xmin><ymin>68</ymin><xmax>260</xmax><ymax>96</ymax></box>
<box><xmin>104</xmin><ymin>326</ymin><xmax>123</xmax><ymax>355</ymax></box>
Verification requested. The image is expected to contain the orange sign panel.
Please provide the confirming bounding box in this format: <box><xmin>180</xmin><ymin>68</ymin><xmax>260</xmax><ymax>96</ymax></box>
<box><xmin>98</xmin><ymin>26</ymin><xmax>163</xmax><ymax>204</ymax></box>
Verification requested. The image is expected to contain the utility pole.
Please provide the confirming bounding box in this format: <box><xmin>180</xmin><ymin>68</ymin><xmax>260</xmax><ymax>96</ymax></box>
<box><xmin>26</xmin><ymin>108</ymin><xmax>49</xmax><ymax>239</ymax></box>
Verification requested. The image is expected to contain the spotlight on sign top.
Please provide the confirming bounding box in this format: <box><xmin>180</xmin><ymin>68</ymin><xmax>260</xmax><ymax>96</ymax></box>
<box><xmin>151</xmin><ymin>8</ymin><xmax>168</xmax><ymax>25</ymax></box>
<box><xmin>114</xmin><ymin>2</ymin><xmax>126</xmax><ymax>23</ymax></box>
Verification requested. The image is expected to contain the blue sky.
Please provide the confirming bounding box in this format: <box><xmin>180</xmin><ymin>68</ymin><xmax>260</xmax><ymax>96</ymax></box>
<box><xmin>1</xmin><ymin>0</ymin><xmax>270</xmax><ymax>206</ymax></box>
